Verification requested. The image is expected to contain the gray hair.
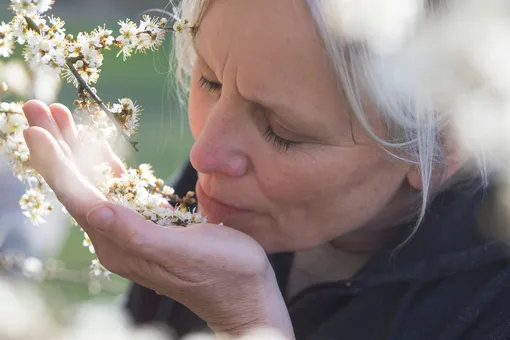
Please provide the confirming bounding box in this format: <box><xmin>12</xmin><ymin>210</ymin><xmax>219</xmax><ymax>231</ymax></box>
<box><xmin>169</xmin><ymin>0</ymin><xmax>488</xmax><ymax>231</ymax></box>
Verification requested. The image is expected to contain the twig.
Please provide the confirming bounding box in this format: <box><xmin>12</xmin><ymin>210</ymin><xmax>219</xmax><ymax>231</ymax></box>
<box><xmin>65</xmin><ymin>59</ymin><xmax>139</xmax><ymax>151</ymax></box>
<box><xmin>0</xmin><ymin>252</ymin><xmax>126</xmax><ymax>295</ymax></box>
<box><xmin>24</xmin><ymin>16</ymin><xmax>139</xmax><ymax>151</ymax></box>
<box><xmin>139</xmin><ymin>26</ymin><xmax>196</xmax><ymax>35</ymax></box>
<box><xmin>47</xmin><ymin>269</ymin><xmax>127</xmax><ymax>295</ymax></box>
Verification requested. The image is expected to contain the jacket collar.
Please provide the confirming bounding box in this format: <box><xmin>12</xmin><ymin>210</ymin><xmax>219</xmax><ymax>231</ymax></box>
<box><xmin>353</xmin><ymin>184</ymin><xmax>510</xmax><ymax>287</ymax></box>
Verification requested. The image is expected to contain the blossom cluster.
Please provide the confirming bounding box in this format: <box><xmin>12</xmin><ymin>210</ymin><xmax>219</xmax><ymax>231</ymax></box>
<box><xmin>0</xmin><ymin>89</ymin><xmax>53</xmax><ymax>225</ymax></box>
<box><xmin>82</xmin><ymin>162</ymin><xmax>206</xmax><ymax>267</ymax></box>
<box><xmin>0</xmin><ymin>0</ymin><xmax>202</xmax><ymax>278</ymax></box>
<box><xmin>94</xmin><ymin>163</ymin><xmax>206</xmax><ymax>227</ymax></box>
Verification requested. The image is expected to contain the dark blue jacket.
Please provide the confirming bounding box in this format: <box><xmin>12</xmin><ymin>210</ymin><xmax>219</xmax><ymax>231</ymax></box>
<box><xmin>126</xmin><ymin>162</ymin><xmax>510</xmax><ymax>339</ymax></box>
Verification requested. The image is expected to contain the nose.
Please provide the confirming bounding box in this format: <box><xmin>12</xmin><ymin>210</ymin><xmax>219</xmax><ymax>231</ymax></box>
<box><xmin>190</xmin><ymin>106</ymin><xmax>250</xmax><ymax>178</ymax></box>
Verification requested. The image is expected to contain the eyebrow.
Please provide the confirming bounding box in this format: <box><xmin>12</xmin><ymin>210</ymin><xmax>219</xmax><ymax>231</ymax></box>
<box><xmin>192</xmin><ymin>36</ymin><xmax>210</xmax><ymax>68</ymax></box>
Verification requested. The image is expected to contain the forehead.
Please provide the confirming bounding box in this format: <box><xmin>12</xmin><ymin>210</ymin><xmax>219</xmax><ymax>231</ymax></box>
<box><xmin>195</xmin><ymin>0</ymin><xmax>324</xmax><ymax>80</ymax></box>
<box><xmin>194</xmin><ymin>0</ymin><xmax>352</xmax><ymax>137</ymax></box>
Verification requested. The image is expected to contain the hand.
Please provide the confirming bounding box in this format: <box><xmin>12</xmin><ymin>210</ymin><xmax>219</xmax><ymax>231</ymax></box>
<box><xmin>22</xmin><ymin>100</ymin><xmax>294</xmax><ymax>339</ymax></box>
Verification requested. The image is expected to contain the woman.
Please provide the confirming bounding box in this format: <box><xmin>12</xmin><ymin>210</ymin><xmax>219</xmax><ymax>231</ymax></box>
<box><xmin>21</xmin><ymin>0</ymin><xmax>510</xmax><ymax>339</ymax></box>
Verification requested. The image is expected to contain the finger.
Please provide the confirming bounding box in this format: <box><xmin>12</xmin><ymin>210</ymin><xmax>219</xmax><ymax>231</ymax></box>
<box><xmin>49</xmin><ymin>103</ymin><xmax>80</xmax><ymax>151</ymax></box>
<box><xmin>23</xmin><ymin>100</ymin><xmax>73</xmax><ymax>158</ymax></box>
<box><xmin>23</xmin><ymin>127</ymin><xmax>106</xmax><ymax>221</ymax></box>
<box><xmin>102</xmin><ymin>140</ymin><xmax>127</xmax><ymax>177</ymax></box>
<box><xmin>23</xmin><ymin>100</ymin><xmax>64</xmax><ymax>142</ymax></box>
<box><xmin>49</xmin><ymin>103</ymin><xmax>126</xmax><ymax>177</ymax></box>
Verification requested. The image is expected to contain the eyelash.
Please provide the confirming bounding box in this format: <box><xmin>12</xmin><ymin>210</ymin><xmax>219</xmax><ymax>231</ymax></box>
<box><xmin>263</xmin><ymin>125</ymin><xmax>298</xmax><ymax>152</ymax></box>
<box><xmin>199</xmin><ymin>74</ymin><xmax>298</xmax><ymax>152</ymax></box>
<box><xmin>199</xmin><ymin>76</ymin><xmax>222</xmax><ymax>92</ymax></box>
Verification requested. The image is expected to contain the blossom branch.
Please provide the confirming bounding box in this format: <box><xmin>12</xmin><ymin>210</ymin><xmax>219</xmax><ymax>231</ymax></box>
<box><xmin>2</xmin><ymin>0</ymin><xmax>207</xmax><ymax>278</ymax></box>
<box><xmin>64</xmin><ymin>59</ymin><xmax>139</xmax><ymax>151</ymax></box>
<box><xmin>24</xmin><ymin>16</ymin><xmax>139</xmax><ymax>151</ymax></box>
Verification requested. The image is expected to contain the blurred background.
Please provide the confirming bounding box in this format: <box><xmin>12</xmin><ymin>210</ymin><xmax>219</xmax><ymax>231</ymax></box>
<box><xmin>0</xmin><ymin>0</ymin><xmax>193</xmax><ymax>304</ymax></box>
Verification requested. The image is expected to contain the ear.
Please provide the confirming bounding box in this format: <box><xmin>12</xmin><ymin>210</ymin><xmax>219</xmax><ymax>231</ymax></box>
<box><xmin>406</xmin><ymin>149</ymin><xmax>465</xmax><ymax>191</ymax></box>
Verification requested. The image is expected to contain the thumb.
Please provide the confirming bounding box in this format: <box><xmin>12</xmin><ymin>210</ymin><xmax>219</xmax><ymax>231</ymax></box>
<box><xmin>86</xmin><ymin>202</ymin><xmax>180</xmax><ymax>260</ymax></box>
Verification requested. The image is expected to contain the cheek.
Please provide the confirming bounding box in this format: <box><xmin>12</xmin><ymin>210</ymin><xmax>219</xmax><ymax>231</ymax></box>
<box><xmin>256</xmin><ymin>145</ymin><xmax>406</xmax><ymax>206</ymax></box>
<box><xmin>252</xmin><ymin>146</ymin><xmax>408</xmax><ymax>249</ymax></box>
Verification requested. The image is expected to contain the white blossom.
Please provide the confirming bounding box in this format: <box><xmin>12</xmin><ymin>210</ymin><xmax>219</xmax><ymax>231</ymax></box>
<box><xmin>48</xmin><ymin>15</ymin><xmax>65</xmax><ymax>34</ymax></box>
<box><xmin>1</xmin><ymin>111</ymin><xmax>27</xmax><ymax>134</ymax></box>
<box><xmin>2</xmin><ymin>134</ymin><xmax>35</xmax><ymax>181</ymax></box>
<box><xmin>109</xmin><ymin>98</ymin><xmax>142</xmax><ymax>136</ymax></box>
<box><xmin>116</xmin><ymin>19</ymin><xmax>139</xmax><ymax>60</ymax></box>
<box><xmin>10</xmin><ymin>15</ymin><xmax>27</xmax><ymax>44</ymax></box>
<box><xmin>0</xmin><ymin>22</ymin><xmax>15</xmax><ymax>57</ymax></box>
<box><xmin>10</xmin><ymin>0</ymin><xmax>54</xmax><ymax>16</ymax></box>
<box><xmin>91</xmin><ymin>26</ymin><xmax>114</xmax><ymax>49</ymax></box>
<box><xmin>172</xmin><ymin>17</ymin><xmax>195</xmax><ymax>35</ymax></box>
<box><xmin>19</xmin><ymin>188</ymin><xmax>53</xmax><ymax>225</ymax></box>
<box><xmin>90</xmin><ymin>259</ymin><xmax>110</xmax><ymax>279</ymax></box>
<box><xmin>83</xmin><ymin>232</ymin><xmax>95</xmax><ymax>254</ymax></box>
<box><xmin>137</xmin><ymin>15</ymin><xmax>166</xmax><ymax>52</ymax></box>
<box><xmin>162</xmin><ymin>185</ymin><xmax>175</xmax><ymax>196</ymax></box>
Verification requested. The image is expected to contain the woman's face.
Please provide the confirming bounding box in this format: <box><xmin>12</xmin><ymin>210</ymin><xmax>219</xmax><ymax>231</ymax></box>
<box><xmin>188</xmin><ymin>0</ymin><xmax>414</xmax><ymax>253</ymax></box>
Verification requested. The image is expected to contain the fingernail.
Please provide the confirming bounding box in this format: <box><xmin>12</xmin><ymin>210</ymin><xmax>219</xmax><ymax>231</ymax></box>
<box><xmin>87</xmin><ymin>205</ymin><xmax>114</xmax><ymax>229</ymax></box>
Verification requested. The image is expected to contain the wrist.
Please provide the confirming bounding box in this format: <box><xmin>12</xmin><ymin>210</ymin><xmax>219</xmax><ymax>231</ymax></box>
<box><xmin>210</xmin><ymin>268</ymin><xmax>295</xmax><ymax>340</ymax></box>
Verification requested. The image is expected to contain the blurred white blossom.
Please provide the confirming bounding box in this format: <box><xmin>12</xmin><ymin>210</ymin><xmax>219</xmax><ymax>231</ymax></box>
<box><xmin>0</xmin><ymin>277</ymin><xmax>285</xmax><ymax>340</ymax></box>
<box><xmin>10</xmin><ymin>0</ymin><xmax>54</xmax><ymax>16</ymax></box>
<box><xmin>22</xmin><ymin>256</ymin><xmax>45</xmax><ymax>279</ymax></box>
<box><xmin>0</xmin><ymin>278</ymin><xmax>171</xmax><ymax>340</ymax></box>
<box><xmin>0</xmin><ymin>60</ymin><xmax>31</xmax><ymax>97</ymax></box>
<box><xmin>325</xmin><ymin>0</ymin><xmax>510</xmax><ymax>174</ymax></box>
<box><xmin>321</xmin><ymin>0</ymin><xmax>425</xmax><ymax>54</ymax></box>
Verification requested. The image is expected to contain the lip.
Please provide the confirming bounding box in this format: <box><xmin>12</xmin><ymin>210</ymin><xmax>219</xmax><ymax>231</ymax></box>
<box><xmin>196</xmin><ymin>182</ymin><xmax>252</xmax><ymax>219</ymax></box>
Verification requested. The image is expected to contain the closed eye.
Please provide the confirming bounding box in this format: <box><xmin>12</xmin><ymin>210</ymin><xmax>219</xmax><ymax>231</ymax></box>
<box><xmin>199</xmin><ymin>75</ymin><xmax>222</xmax><ymax>92</ymax></box>
<box><xmin>263</xmin><ymin>125</ymin><xmax>298</xmax><ymax>152</ymax></box>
